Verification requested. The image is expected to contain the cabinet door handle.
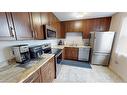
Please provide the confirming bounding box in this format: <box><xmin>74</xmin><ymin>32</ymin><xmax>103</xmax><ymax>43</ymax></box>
<box><xmin>9</xmin><ymin>26</ymin><xmax>15</xmax><ymax>37</ymax></box>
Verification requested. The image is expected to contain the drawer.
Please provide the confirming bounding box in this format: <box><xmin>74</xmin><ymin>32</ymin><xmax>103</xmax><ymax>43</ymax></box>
<box><xmin>91</xmin><ymin>53</ymin><xmax>110</xmax><ymax>65</ymax></box>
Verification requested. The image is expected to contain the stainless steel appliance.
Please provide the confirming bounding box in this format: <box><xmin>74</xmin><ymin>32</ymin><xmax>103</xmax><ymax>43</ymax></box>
<box><xmin>43</xmin><ymin>25</ymin><xmax>57</xmax><ymax>39</ymax></box>
<box><xmin>29</xmin><ymin>45</ymin><xmax>43</xmax><ymax>59</ymax></box>
<box><xmin>42</xmin><ymin>43</ymin><xmax>62</xmax><ymax>77</ymax></box>
<box><xmin>12</xmin><ymin>44</ymin><xmax>30</xmax><ymax>64</ymax></box>
<box><xmin>53</xmin><ymin>48</ymin><xmax>62</xmax><ymax>76</ymax></box>
<box><xmin>89</xmin><ymin>32</ymin><xmax>115</xmax><ymax>65</ymax></box>
<box><xmin>78</xmin><ymin>47</ymin><xmax>90</xmax><ymax>61</ymax></box>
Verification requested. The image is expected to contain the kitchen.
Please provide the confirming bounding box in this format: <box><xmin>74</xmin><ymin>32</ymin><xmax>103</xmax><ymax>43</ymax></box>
<box><xmin>0</xmin><ymin>12</ymin><xmax>126</xmax><ymax>83</ymax></box>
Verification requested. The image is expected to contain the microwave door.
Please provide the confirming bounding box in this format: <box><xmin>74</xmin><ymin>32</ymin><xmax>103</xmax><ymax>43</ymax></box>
<box><xmin>47</xmin><ymin>29</ymin><xmax>56</xmax><ymax>38</ymax></box>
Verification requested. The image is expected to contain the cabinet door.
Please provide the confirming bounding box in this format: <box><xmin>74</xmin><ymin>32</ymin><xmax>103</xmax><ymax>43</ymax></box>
<box><xmin>64</xmin><ymin>47</ymin><xmax>71</xmax><ymax>59</ymax></box>
<box><xmin>31</xmin><ymin>12</ymin><xmax>44</xmax><ymax>39</ymax></box>
<box><xmin>0</xmin><ymin>12</ymin><xmax>16</xmax><ymax>40</ymax></box>
<box><xmin>41</xmin><ymin>66</ymin><xmax>51</xmax><ymax>82</ymax></box>
<box><xmin>64</xmin><ymin>47</ymin><xmax>78</xmax><ymax>60</ymax></box>
<box><xmin>12</xmin><ymin>12</ymin><xmax>33</xmax><ymax>40</ymax></box>
<box><xmin>100</xmin><ymin>17</ymin><xmax>111</xmax><ymax>31</ymax></box>
<box><xmin>72</xmin><ymin>47</ymin><xmax>79</xmax><ymax>60</ymax></box>
<box><xmin>40</xmin><ymin>12</ymin><xmax>49</xmax><ymax>25</ymax></box>
<box><xmin>49</xmin><ymin>57</ymin><xmax>55</xmax><ymax>80</ymax></box>
<box><xmin>41</xmin><ymin>57</ymin><xmax>55</xmax><ymax>83</ymax></box>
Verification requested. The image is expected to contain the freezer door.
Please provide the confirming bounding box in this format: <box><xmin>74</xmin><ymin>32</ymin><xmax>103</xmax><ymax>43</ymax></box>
<box><xmin>93</xmin><ymin>32</ymin><xmax>115</xmax><ymax>53</ymax></box>
<box><xmin>91</xmin><ymin>53</ymin><xmax>110</xmax><ymax>65</ymax></box>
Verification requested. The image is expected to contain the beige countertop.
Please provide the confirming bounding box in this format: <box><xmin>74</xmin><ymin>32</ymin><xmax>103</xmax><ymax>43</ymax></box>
<box><xmin>0</xmin><ymin>54</ymin><xmax>54</xmax><ymax>83</ymax></box>
<box><xmin>52</xmin><ymin>45</ymin><xmax>91</xmax><ymax>49</ymax></box>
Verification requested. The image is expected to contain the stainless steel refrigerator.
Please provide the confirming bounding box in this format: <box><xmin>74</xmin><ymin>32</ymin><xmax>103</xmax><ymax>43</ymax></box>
<box><xmin>89</xmin><ymin>32</ymin><xmax>115</xmax><ymax>66</ymax></box>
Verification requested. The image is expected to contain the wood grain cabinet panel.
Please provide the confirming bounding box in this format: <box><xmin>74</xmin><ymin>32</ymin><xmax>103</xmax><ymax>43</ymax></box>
<box><xmin>31</xmin><ymin>12</ymin><xmax>60</xmax><ymax>39</ymax></box>
<box><xmin>31</xmin><ymin>12</ymin><xmax>44</xmax><ymax>39</ymax></box>
<box><xmin>41</xmin><ymin>57</ymin><xmax>55</xmax><ymax>83</ymax></box>
<box><xmin>0</xmin><ymin>12</ymin><xmax>16</xmax><ymax>40</ymax></box>
<box><xmin>11</xmin><ymin>12</ymin><xmax>33</xmax><ymax>40</ymax></box>
<box><xmin>48</xmin><ymin>12</ymin><xmax>61</xmax><ymax>38</ymax></box>
<box><xmin>64</xmin><ymin>47</ymin><xmax>78</xmax><ymax>60</ymax></box>
<box><xmin>60</xmin><ymin>17</ymin><xmax>111</xmax><ymax>38</ymax></box>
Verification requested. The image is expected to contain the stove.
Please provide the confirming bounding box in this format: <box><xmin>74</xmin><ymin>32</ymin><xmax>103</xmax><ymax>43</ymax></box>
<box><xmin>42</xmin><ymin>44</ymin><xmax>62</xmax><ymax>77</ymax></box>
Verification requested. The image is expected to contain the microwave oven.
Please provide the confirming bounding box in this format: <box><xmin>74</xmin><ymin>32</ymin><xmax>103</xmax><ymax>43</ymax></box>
<box><xmin>43</xmin><ymin>25</ymin><xmax>57</xmax><ymax>39</ymax></box>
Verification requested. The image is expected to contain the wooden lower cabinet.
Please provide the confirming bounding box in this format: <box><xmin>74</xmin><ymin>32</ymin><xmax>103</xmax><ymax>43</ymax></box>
<box><xmin>23</xmin><ymin>68</ymin><xmax>41</xmax><ymax>83</ymax></box>
<box><xmin>64</xmin><ymin>47</ymin><xmax>79</xmax><ymax>60</ymax></box>
<box><xmin>23</xmin><ymin>57</ymin><xmax>55</xmax><ymax>83</ymax></box>
<box><xmin>41</xmin><ymin>57</ymin><xmax>55</xmax><ymax>82</ymax></box>
<box><xmin>32</xmin><ymin>76</ymin><xmax>41</xmax><ymax>83</ymax></box>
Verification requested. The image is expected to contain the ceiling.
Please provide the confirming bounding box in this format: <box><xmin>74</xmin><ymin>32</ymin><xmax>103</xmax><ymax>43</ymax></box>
<box><xmin>53</xmin><ymin>12</ymin><xmax>116</xmax><ymax>21</ymax></box>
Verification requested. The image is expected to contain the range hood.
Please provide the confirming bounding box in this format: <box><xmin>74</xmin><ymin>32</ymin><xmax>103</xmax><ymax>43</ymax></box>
<box><xmin>65</xmin><ymin>32</ymin><xmax>83</xmax><ymax>38</ymax></box>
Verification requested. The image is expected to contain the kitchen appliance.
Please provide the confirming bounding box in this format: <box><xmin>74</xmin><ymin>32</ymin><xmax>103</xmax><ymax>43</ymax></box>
<box><xmin>89</xmin><ymin>32</ymin><xmax>115</xmax><ymax>66</ymax></box>
<box><xmin>12</xmin><ymin>44</ymin><xmax>30</xmax><ymax>64</ymax></box>
<box><xmin>78</xmin><ymin>47</ymin><xmax>90</xmax><ymax>61</ymax></box>
<box><xmin>29</xmin><ymin>45</ymin><xmax>43</xmax><ymax>59</ymax></box>
<box><xmin>58</xmin><ymin>40</ymin><xmax>64</xmax><ymax>45</ymax></box>
<box><xmin>43</xmin><ymin>25</ymin><xmax>57</xmax><ymax>39</ymax></box>
<box><xmin>42</xmin><ymin>43</ymin><xmax>62</xmax><ymax>77</ymax></box>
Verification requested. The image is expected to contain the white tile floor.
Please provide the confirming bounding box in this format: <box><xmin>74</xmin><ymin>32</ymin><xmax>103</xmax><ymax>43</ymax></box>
<box><xmin>54</xmin><ymin>64</ymin><xmax>123</xmax><ymax>83</ymax></box>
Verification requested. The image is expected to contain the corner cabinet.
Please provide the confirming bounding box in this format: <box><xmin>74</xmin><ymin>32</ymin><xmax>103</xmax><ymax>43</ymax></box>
<box><xmin>0</xmin><ymin>12</ymin><xmax>16</xmax><ymax>40</ymax></box>
<box><xmin>31</xmin><ymin>12</ymin><xmax>44</xmax><ymax>40</ymax></box>
<box><xmin>11</xmin><ymin>12</ymin><xmax>33</xmax><ymax>40</ymax></box>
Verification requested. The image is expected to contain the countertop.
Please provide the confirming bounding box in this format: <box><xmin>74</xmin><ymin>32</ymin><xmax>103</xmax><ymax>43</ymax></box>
<box><xmin>52</xmin><ymin>45</ymin><xmax>91</xmax><ymax>49</ymax></box>
<box><xmin>0</xmin><ymin>54</ymin><xmax>54</xmax><ymax>83</ymax></box>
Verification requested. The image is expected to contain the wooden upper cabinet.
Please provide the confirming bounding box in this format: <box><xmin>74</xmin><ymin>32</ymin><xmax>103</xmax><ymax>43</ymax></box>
<box><xmin>11</xmin><ymin>12</ymin><xmax>33</xmax><ymax>40</ymax></box>
<box><xmin>46</xmin><ymin>12</ymin><xmax>61</xmax><ymax>38</ymax></box>
<box><xmin>31</xmin><ymin>12</ymin><xmax>44</xmax><ymax>40</ymax></box>
<box><xmin>61</xmin><ymin>20</ymin><xmax>83</xmax><ymax>32</ymax></box>
<box><xmin>0</xmin><ymin>12</ymin><xmax>16</xmax><ymax>40</ymax></box>
<box><xmin>31</xmin><ymin>12</ymin><xmax>60</xmax><ymax>40</ymax></box>
<box><xmin>60</xmin><ymin>17</ymin><xmax>111</xmax><ymax>38</ymax></box>
<box><xmin>100</xmin><ymin>17</ymin><xmax>111</xmax><ymax>31</ymax></box>
<box><xmin>40</xmin><ymin>12</ymin><xmax>49</xmax><ymax>25</ymax></box>
<box><xmin>48</xmin><ymin>13</ymin><xmax>55</xmax><ymax>27</ymax></box>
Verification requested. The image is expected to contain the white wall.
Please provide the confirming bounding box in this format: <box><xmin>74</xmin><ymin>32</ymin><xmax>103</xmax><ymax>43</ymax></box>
<box><xmin>0</xmin><ymin>39</ymin><xmax>57</xmax><ymax>63</ymax></box>
<box><xmin>109</xmin><ymin>12</ymin><xmax>127</xmax><ymax>81</ymax></box>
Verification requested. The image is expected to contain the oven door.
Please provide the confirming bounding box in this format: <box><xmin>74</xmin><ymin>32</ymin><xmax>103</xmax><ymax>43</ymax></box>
<box><xmin>55</xmin><ymin>51</ymin><xmax>62</xmax><ymax>76</ymax></box>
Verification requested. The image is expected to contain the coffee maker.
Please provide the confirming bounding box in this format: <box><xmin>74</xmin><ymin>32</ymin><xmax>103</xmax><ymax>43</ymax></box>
<box><xmin>12</xmin><ymin>44</ymin><xmax>30</xmax><ymax>64</ymax></box>
<box><xmin>29</xmin><ymin>45</ymin><xmax>43</xmax><ymax>59</ymax></box>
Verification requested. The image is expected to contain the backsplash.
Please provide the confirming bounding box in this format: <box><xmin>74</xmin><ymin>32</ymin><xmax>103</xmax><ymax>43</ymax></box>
<box><xmin>0</xmin><ymin>39</ymin><xmax>57</xmax><ymax>63</ymax></box>
<box><xmin>0</xmin><ymin>38</ymin><xmax>89</xmax><ymax>63</ymax></box>
<box><xmin>58</xmin><ymin>38</ymin><xmax>89</xmax><ymax>46</ymax></box>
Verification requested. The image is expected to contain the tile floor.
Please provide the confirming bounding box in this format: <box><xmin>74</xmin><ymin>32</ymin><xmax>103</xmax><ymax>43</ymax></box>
<box><xmin>54</xmin><ymin>64</ymin><xmax>123</xmax><ymax>83</ymax></box>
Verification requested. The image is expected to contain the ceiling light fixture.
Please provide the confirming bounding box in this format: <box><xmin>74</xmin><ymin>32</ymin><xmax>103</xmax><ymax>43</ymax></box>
<box><xmin>73</xmin><ymin>12</ymin><xmax>88</xmax><ymax>18</ymax></box>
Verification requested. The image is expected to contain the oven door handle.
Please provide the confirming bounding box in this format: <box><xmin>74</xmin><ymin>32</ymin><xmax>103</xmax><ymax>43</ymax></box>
<box><xmin>55</xmin><ymin>51</ymin><xmax>62</xmax><ymax>58</ymax></box>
